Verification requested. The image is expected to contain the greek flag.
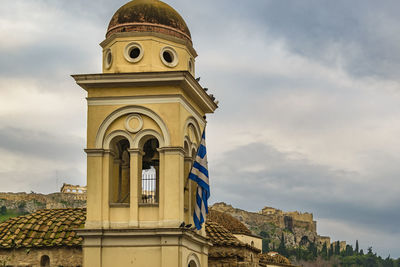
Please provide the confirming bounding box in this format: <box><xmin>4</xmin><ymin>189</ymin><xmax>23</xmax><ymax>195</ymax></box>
<box><xmin>189</xmin><ymin>130</ymin><xmax>210</xmax><ymax>230</ymax></box>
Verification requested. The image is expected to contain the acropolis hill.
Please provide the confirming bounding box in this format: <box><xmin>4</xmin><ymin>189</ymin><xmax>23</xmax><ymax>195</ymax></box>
<box><xmin>0</xmin><ymin>190</ymin><xmax>346</xmax><ymax>252</ymax></box>
<box><xmin>210</xmin><ymin>202</ymin><xmax>345</xmax><ymax>252</ymax></box>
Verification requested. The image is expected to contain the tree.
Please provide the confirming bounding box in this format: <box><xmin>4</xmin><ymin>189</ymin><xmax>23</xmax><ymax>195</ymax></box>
<box><xmin>0</xmin><ymin>206</ymin><xmax>6</xmax><ymax>215</ymax></box>
<box><xmin>335</xmin><ymin>241</ymin><xmax>340</xmax><ymax>255</ymax></box>
<box><xmin>308</xmin><ymin>241</ymin><xmax>317</xmax><ymax>260</ymax></box>
<box><xmin>262</xmin><ymin>239</ymin><xmax>270</xmax><ymax>253</ymax></box>
<box><xmin>355</xmin><ymin>240</ymin><xmax>359</xmax><ymax>254</ymax></box>
<box><xmin>328</xmin><ymin>244</ymin><xmax>334</xmax><ymax>259</ymax></box>
<box><xmin>321</xmin><ymin>243</ymin><xmax>328</xmax><ymax>260</ymax></box>
<box><xmin>277</xmin><ymin>233</ymin><xmax>287</xmax><ymax>257</ymax></box>
<box><xmin>259</xmin><ymin>231</ymin><xmax>269</xmax><ymax>238</ymax></box>
<box><xmin>345</xmin><ymin>244</ymin><xmax>354</xmax><ymax>256</ymax></box>
<box><xmin>360</xmin><ymin>249</ymin><xmax>364</xmax><ymax>255</ymax></box>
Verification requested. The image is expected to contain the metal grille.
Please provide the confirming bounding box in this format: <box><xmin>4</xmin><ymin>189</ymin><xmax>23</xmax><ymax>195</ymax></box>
<box><xmin>141</xmin><ymin>167</ymin><xmax>157</xmax><ymax>204</ymax></box>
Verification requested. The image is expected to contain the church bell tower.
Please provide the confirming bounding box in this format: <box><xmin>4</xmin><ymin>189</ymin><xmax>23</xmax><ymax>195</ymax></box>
<box><xmin>72</xmin><ymin>0</ymin><xmax>218</xmax><ymax>266</ymax></box>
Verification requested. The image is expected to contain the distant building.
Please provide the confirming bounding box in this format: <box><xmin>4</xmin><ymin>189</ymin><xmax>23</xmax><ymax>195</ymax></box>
<box><xmin>0</xmin><ymin>208</ymin><xmax>298</xmax><ymax>267</ymax></box>
<box><xmin>60</xmin><ymin>184</ymin><xmax>87</xmax><ymax>201</ymax></box>
<box><xmin>209</xmin><ymin>209</ymin><xmax>263</xmax><ymax>251</ymax></box>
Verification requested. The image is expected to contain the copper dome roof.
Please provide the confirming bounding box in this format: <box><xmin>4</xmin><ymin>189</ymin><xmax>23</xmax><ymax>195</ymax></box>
<box><xmin>107</xmin><ymin>0</ymin><xmax>191</xmax><ymax>43</ymax></box>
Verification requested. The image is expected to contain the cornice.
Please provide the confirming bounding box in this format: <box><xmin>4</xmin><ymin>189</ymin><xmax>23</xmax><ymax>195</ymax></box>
<box><xmin>100</xmin><ymin>31</ymin><xmax>197</xmax><ymax>58</ymax></box>
<box><xmin>72</xmin><ymin>71</ymin><xmax>218</xmax><ymax>114</ymax></box>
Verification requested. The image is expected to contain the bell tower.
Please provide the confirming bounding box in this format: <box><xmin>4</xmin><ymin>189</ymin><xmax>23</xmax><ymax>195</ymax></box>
<box><xmin>72</xmin><ymin>0</ymin><xmax>217</xmax><ymax>266</ymax></box>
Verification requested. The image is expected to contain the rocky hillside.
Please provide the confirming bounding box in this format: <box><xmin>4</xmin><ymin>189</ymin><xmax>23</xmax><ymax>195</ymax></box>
<box><xmin>210</xmin><ymin>202</ymin><xmax>335</xmax><ymax>252</ymax></box>
<box><xmin>0</xmin><ymin>192</ymin><xmax>86</xmax><ymax>220</ymax></box>
<box><xmin>0</xmin><ymin>192</ymin><xmax>341</xmax><ymax>252</ymax></box>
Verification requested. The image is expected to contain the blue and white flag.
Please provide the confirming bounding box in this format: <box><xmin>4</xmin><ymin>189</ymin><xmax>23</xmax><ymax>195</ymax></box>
<box><xmin>189</xmin><ymin>130</ymin><xmax>210</xmax><ymax>230</ymax></box>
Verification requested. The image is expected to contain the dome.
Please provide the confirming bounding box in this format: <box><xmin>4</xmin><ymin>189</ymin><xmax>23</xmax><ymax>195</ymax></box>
<box><xmin>107</xmin><ymin>0</ymin><xmax>192</xmax><ymax>43</ymax></box>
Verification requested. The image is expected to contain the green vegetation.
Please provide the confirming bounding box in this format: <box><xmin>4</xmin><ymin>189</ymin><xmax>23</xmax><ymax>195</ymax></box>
<box><xmin>0</xmin><ymin>205</ymin><xmax>27</xmax><ymax>223</ymax></box>
<box><xmin>260</xmin><ymin>236</ymin><xmax>400</xmax><ymax>267</ymax></box>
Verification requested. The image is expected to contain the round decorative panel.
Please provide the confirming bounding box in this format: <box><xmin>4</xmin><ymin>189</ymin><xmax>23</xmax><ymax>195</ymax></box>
<box><xmin>125</xmin><ymin>114</ymin><xmax>143</xmax><ymax>133</ymax></box>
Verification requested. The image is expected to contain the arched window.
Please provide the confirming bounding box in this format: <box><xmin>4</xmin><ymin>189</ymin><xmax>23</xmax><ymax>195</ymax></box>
<box><xmin>183</xmin><ymin>140</ymin><xmax>191</xmax><ymax>218</ymax></box>
<box><xmin>110</xmin><ymin>137</ymin><xmax>130</xmax><ymax>204</ymax></box>
<box><xmin>40</xmin><ymin>255</ymin><xmax>50</xmax><ymax>267</ymax></box>
<box><xmin>141</xmin><ymin>138</ymin><xmax>159</xmax><ymax>204</ymax></box>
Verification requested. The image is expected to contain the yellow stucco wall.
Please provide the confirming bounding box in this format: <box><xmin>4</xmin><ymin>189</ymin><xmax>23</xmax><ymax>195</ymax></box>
<box><xmin>77</xmin><ymin>6</ymin><xmax>216</xmax><ymax>265</ymax></box>
<box><xmin>233</xmin><ymin>234</ymin><xmax>263</xmax><ymax>251</ymax></box>
<box><xmin>102</xmin><ymin>35</ymin><xmax>195</xmax><ymax>75</ymax></box>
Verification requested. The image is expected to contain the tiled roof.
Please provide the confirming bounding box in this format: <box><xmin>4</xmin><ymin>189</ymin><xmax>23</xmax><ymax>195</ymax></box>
<box><xmin>208</xmin><ymin>209</ymin><xmax>251</xmax><ymax>235</ymax></box>
<box><xmin>0</xmin><ymin>208</ymin><xmax>259</xmax><ymax>253</ymax></box>
<box><xmin>205</xmin><ymin>220</ymin><xmax>260</xmax><ymax>253</ymax></box>
<box><xmin>0</xmin><ymin>208</ymin><xmax>85</xmax><ymax>249</ymax></box>
<box><xmin>259</xmin><ymin>253</ymin><xmax>292</xmax><ymax>267</ymax></box>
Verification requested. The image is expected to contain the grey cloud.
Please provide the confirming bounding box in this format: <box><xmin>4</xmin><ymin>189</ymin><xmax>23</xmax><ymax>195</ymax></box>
<box><xmin>229</xmin><ymin>0</ymin><xmax>400</xmax><ymax>79</ymax></box>
<box><xmin>0</xmin><ymin>0</ymin><xmax>399</xmax><ymax>258</ymax></box>
<box><xmin>209</xmin><ymin>142</ymin><xmax>400</xmax><ymax>234</ymax></box>
<box><xmin>0</xmin><ymin>127</ymin><xmax>85</xmax><ymax>163</ymax></box>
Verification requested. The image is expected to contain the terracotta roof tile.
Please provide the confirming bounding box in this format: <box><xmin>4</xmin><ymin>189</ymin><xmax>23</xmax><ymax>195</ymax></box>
<box><xmin>208</xmin><ymin>210</ymin><xmax>252</xmax><ymax>235</ymax></box>
<box><xmin>205</xmin><ymin>220</ymin><xmax>260</xmax><ymax>253</ymax></box>
<box><xmin>259</xmin><ymin>253</ymin><xmax>293</xmax><ymax>267</ymax></box>
<box><xmin>0</xmin><ymin>208</ymin><xmax>85</xmax><ymax>249</ymax></box>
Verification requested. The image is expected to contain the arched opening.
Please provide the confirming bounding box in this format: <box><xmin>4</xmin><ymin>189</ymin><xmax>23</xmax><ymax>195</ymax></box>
<box><xmin>188</xmin><ymin>260</ymin><xmax>197</xmax><ymax>267</ymax></box>
<box><xmin>40</xmin><ymin>255</ymin><xmax>50</xmax><ymax>267</ymax></box>
<box><xmin>183</xmin><ymin>140</ymin><xmax>191</xmax><ymax>220</ymax></box>
<box><xmin>109</xmin><ymin>137</ymin><xmax>130</xmax><ymax>204</ymax></box>
<box><xmin>141</xmin><ymin>138</ymin><xmax>159</xmax><ymax>204</ymax></box>
<box><xmin>251</xmin><ymin>240</ymin><xmax>255</xmax><ymax>247</ymax></box>
<box><xmin>190</xmin><ymin>147</ymin><xmax>197</xmax><ymax>214</ymax></box>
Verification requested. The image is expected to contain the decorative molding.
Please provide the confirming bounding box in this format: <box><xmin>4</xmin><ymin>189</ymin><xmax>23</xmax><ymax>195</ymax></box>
<box><xmin>125</xmin><ymin>114</ymin><xmax>143</xmax><ymax>133</ymax></box>
<box><xmin>103</xmin><ymin>130</ymin><xmax>135</xmax><ymax>149</ymax></box>
<box><xmin>104</xmin><ymin>48</ymin><xmax>113</xmax><ymax>70</ymax></box>
<box><xmin>127</xmin><ymin>148</ymin><xmax>144</xmax><ymax>156</ymax></box>
<box><xmin>187</xmin><ymin>253</ymin><xmax>201</xmax><ymax>267</ymax></box>
<box><xmin>87</xmin><ymin>95</ymin><xmax>206</xmax><ymax>127</ymax></box>
<box><xmin>84</xmin><ymin>149</ymin><xmax>105</xmax><ymax>157</ymax></box>
<box><xmin>72</xmin><ymin>71</ymin><xmax>218</xmax><ymax>114</ymax></box>
<box><xmin>183</xmin><ymin>116</ymin><xmax>202</xmax><ymax>144</ymax></box>
<box><xmin>124</xmin><ymin>42</ymin><xmax>144</xmax><ymax>63</ymax></box>
<box><xmin>160</xmin><ymin>46</ymin><xmax>179</xmax><ymax>68</ymax></box>
<box><xmin>132</xmin><ymin>129</ymin><xmax>165</xmax><ymax>149</ymax></box>
<box><xmin>95</xmin><ymin>105</ymin><xmax>170</xmax><ymax>149</ymax></box>
<box><xmin>158</xmin><ymin>146</ymin><xmax>186</xmax><ymax>156</ymax></box>
<box><xmin>99</xmin><ymin>31</ymin><xmax>197</xmax><ymax>58</ymax></box>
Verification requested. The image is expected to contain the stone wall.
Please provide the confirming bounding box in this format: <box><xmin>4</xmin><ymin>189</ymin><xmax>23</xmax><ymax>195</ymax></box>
<box><xmin>0</xmin><ymin>247</ymin><xmax>82</xmax><ymax>267</ymax></box>
<box><xmin>0</xmin><ymin>192</ymin><xmax>86</xmax><ymax>214</ymax></box>
<box><xmin>209</xmin><ymin>245</ymin><xmax>259</xmax><ymax>267</ymax></box>
<box><xmin>211</xmin><ymin>202</ymin><xmax>339</xmax><ymax>252</ymax></box>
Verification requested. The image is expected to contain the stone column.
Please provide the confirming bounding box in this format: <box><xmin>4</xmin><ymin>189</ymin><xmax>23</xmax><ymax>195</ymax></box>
<box><xmin>128</xmin><ymin>148</ymin><xmax>143</xmax><ymax>227</ymax></box>
<box><xmin>84</xmin><ymin>149</ymin><xmax>104</xmax><ymax>229</ymax></box>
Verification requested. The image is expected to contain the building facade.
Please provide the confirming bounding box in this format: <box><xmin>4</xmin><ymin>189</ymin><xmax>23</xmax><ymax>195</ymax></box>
<box><xmin>72</xmin><ymin>0</ymin><xmax>217</xmax><ymax>266</ymax></box>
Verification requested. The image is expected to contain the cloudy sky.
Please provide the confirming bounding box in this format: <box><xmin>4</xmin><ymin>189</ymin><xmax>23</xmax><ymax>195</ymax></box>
<box><xmin>1</xmin><ymin>0</ymin><xmax>399</xmax><ymax>258</ymax></box>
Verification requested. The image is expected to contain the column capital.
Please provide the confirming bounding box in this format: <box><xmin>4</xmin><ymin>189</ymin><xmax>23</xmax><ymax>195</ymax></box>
<box><xmin>128</xmin><ymin>148</ymin><xmax>144</xmax><ymax>156</ymax></box>
<box><xmin>84</xmin><ymin>148</ymin><xmax>104</xmax><ymax>157</ymax></box>
<box><xmin>158</xmin><ymin>146</ymin><xmax>186</xmax><ymax>156</ymax></box>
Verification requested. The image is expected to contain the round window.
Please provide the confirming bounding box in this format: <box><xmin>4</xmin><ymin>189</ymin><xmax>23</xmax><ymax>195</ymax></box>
<box><xmin>124</xmin><ymin>42</ymin><xmax>144</xmax><ymax>63</ymax></box>
<box><xmin>188</xmin><ymin>58</ymin><xmax>194</xmax><ymax>74</ymax></box>
<box><xmin>104</xmin><ymin>49</ymin><xmax>112</xmax><ymax>69</ymax></box>
<box><xmin>160</xmin><ymin>47</ymin><xmax>178</xmax><ymax>67</ymax></box>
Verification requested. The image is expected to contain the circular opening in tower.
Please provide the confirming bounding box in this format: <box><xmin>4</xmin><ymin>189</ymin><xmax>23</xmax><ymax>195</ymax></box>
<box><xmin>124</xmin><ymin>42</ymin><xmax>144</xmax><ymax>63</ymax></box>
<box><xmin>160</xmin><ymin>47</ymin><xmax>178</xmax><ymax>67</ymax></box>
<box><xmin>104</xmin><ymin>49</ymin><xmax>112</xmax><ymax>69</ymax></box>
<box><xmin>130</xmin><ymin>47</ymin><xmax>141</xmax><ymax>59</ymax></box>
<box><xmin>163</xmin><ymin>51</ymin><xmax>173</xmax><ymax>63</ymax></box>
<box><xmin>188</xmin><ymin>58</ymin><xmax>194</xmax><ymax>74</ymax></box>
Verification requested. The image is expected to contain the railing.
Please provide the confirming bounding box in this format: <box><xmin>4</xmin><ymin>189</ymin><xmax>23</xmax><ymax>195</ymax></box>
<box><xmin>141</xmin><ymin>167</ymin><xmax>157</xmax><ymax>204</ymax></box>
